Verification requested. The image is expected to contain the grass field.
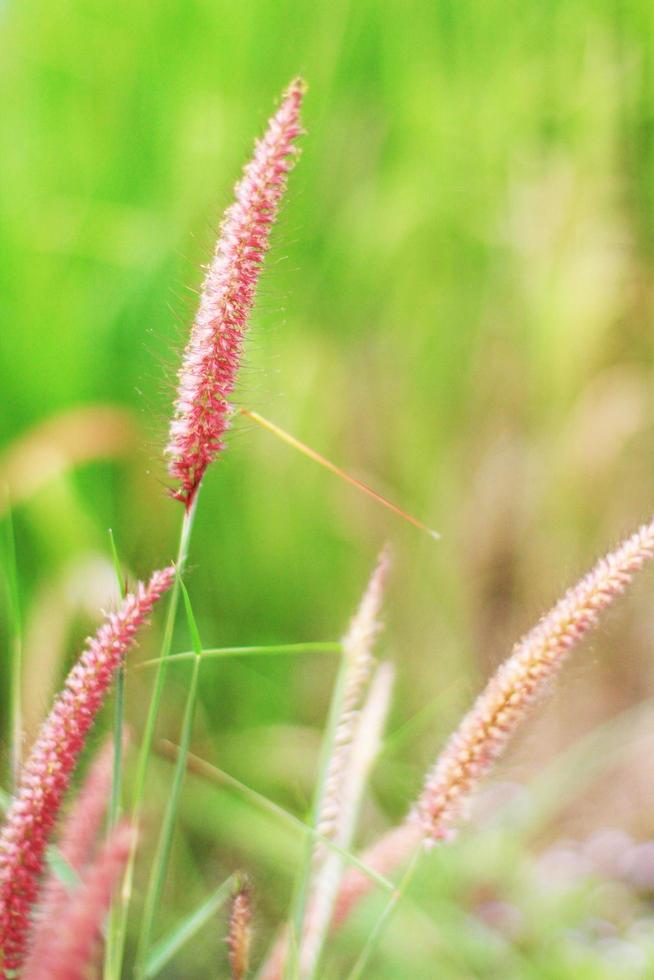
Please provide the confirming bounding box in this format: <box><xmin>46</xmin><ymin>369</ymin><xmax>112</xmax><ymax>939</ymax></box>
<box><xmin>2</xmin><ymin>1</ymin><xmax>654</xmax><ymax>976</ymax></box>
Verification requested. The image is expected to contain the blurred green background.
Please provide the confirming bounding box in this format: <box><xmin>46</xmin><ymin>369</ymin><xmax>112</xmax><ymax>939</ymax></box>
<box><xmin>2</xmin><ymin>0</ymin><xmax>654</xmax><ymax>975</ymax></box>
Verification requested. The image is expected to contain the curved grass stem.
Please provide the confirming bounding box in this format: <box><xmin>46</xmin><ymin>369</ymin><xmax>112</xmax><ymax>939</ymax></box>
<box><xmin>136</xmin><ymin>641</ymin><xmax>342</xmax><ymax>669</ymax></box>
<box><xmin>345</xmin><ymin>846</ymin><xmax>422</xmax><ymax>980</ymax></box>
<box><xmin>105</xmin><ymin>497</ymin><xmax>198</xmax><ymax>979</ymax></box>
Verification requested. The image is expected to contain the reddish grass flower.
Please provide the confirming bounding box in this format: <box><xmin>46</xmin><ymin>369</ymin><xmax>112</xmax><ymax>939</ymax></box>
<box><xmin>0</xmin><ymin>568</ymin><xmax>174</xmax><ymax>974</ymax></box>
<box><xmin>21</xmin><ymin>822</ymin><xmax>135</xmax><ymax>980</ymax></box>
<box><xmin>228</xmin><ymin>878</ymin><xmax>253</xmax><ymax>980</ymax></box>
<box><xmin>166</xmin><ymin>79</ymin><xmax>305</xmax><ymax>508</ymax></box>
<box><xmin>332</xmin><ymin>517</ymin><xmax>654</xmax><ymax>928</ymax></box>
<box><xmin>22</xmin><ymin>736</ymin><xmax>120</xmax><ymax>970</ymax></box>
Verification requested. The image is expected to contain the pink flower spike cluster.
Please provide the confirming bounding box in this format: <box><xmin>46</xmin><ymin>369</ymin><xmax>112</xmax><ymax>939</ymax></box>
<box><xmin>166</xmin><ymin>78</ymin><xmax>305</xmax><ymax>508</ymax></box>
<box><xmin>0</xmin><ymin>567</ymin><xmax>174</xmax><ymax>974</ymax></box>
<box><xmin>22</xmin><ymin>822</ymin><xmax>135</xmax><ymax>980</ymax></box>
<box><xmin>22</xmin><ymin>737</ymin><xmax>119</xmax><ymax>972</ymax></box>
<box><xmin>331</xmin><ymin>517</ymin><xmax>654</xmax><ymax>932</ymax></box>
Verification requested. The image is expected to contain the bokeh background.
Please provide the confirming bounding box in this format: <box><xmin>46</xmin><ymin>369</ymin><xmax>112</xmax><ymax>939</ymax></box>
<box><xmin>2</xmin><ymin>1</ymin><xmax>654</xmax><ymax>976</ymax></box>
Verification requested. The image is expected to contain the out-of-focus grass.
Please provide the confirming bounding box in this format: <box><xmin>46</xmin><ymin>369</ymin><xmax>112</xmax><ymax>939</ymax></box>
<box><xmin>2</xmin><ymin>0</ymin><xmax>654</xmax><ymax>975</ymax></box>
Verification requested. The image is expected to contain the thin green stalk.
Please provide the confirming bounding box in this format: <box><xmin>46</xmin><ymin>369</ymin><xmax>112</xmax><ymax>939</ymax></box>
<box><xmin>3</xmin><ymin>508</ymin><xmax>23</xmax><ymax>789</ymax></box>
<box><xmin>144</xmin><ymin>874</ymin><xmax>236</xmax><ymax>978</ymax></box>
<box><xmin>160</xmin><ymin>742</ymin><xmax>396</xmax><ymax>897</ymax></box>
<box><xmin>137</xmin><ymin>641</ymin><xmax>342</xmax><ymax>669</ymax></box>
<box><xmin>107</xmin><ymin>530</ymin><xmax>127</xmax><ymax>830</ymax></box>
<box><xmin>106</xmin><ymin>497</ymin><xmax>197</xmax><ymax>979</ymax></box>
<box><xmin>103</xmin><ymin>529</ymin><xmax>127</xmax><ymax>978</ymax></box>
<box><xmin>134</xmin><ymin>580</ymin><xmax>204</xmax><ymax>976</ymax></box>
<box><xmin>345</xmin><ymin>846</ymin><xmax>422</xmax><ymax>980</ymax></box>
<box><xmin>110</xmin><ymin>673</ymin><xmax>125</xmax><ymax>814</ymax></box>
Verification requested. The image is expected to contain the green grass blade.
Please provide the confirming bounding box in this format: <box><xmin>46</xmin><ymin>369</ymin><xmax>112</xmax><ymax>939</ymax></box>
<box><xmin>143</xmin><ymin>874</ymin><xmax>236</xmax><ymax>978</ymax></box>
<box><xmin>107</xmin><ymin>529</ymin><xmax>126</xmax><ymax>831</ymax></box>
<box><xmin>345</xmin><ymin>846</ymin><xmax>422</xmax><ymax>980</ymax></box>
<box><xmin>46</xmin><ymin>845</ymin><xmax>81</xmax><ymax>892</ymax></box>
<box><xmin>104</xmin><ymin>528</ymin><xmax>127</xmax><ymax>977</ymax></box>
<box><xmin>136</xmin><ymin>641</ymin><xmax>342</xmax><ymax>669</ymax></box>
<box><xmin>159</xmin><ymin>743</ymin><xmax>396</xmax><ymax>896</ymax></box>
<box><xmin>134</xmin><ymin>578</ymin><xmax>204</xmax><ymax>976</ymax></box>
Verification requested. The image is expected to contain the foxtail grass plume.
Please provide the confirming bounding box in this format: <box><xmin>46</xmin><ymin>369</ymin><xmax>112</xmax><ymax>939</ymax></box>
<box><xmin>332</xmin><ymin>517</ymin><xmax>654</xmax><ymax>927</ymax></box>
<box><xmin>299</xmin><ymin>551</ymin><xmax>391</xmax><ymax>978</ymax></box>
<box><xmin>22</xmin><ymin>822</ymin><xmax>135</xmax><ymax>980</ymax></box>
<box><xmin>23</xmin><ymin>736</ymin><xmax>121</xmax><ymax>969</ymax></box>
<box><xmin>0</xmin><ymin>568</ymin><xmax>173</xmax><ymax>974</ymax></box>
<box><xmin>260</xmin><ymin>551</ymin><xmax>391</xmax><ymax>980</ymax></box>
<box><xmin>317</xmin><ymin>546</ymin><xmax>391</xmax><ymax>847</ymax></box>
<box><xmin>166</xmin><ymin>79</ymin><xmax>305</xmax><ymax>508</ymax></box>
<box><xmin>228</xmin><ymin>877</ymin><xmax>253</xmax><ymax>980</ymax></box>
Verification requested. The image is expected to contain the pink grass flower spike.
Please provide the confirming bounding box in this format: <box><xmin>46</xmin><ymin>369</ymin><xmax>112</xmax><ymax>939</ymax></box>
<box><xmin>0</xmin><ymin>567</ymin><xmax>174</xmax><ymax>974</ymax></box>
<box><xmin>228</xmin><ymin>878</ymin><xmax>253</xmax><ymax>980</ymax></box>
<box><xmin>22</xmin><ymin>736</ymin><xmax>121</xmax><ymax>972</ymax></box>
<box><xmin>22</xmin><ymin>822</ymin><xmax>135</xmax><ymax>980</ymax></box>
<box><xmin>331</xmin><ymin>517</ymin><xmax>654</xmax><ymax>929</ymax></box>
<box><xmin>166</xmin><ymin>79</ymin><xmax>305</xmax><ymax>508</ymax></box>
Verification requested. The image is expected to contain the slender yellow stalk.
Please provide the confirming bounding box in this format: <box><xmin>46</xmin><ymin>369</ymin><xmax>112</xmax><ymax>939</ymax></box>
<box><xmin>240</xmin><ymin>409</ymin><xmax>439</xmax><ymax>538</ymax></box>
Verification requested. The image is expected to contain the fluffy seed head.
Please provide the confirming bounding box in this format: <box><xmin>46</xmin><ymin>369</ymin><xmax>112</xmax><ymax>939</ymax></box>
<box><xmin>21</xmin><ymin>822</ymin><xmax>135</xmax><ymax>980</ymax></box>
<box><xmin>23</xmin><ymin>735</ymin><xmax>123</xmax><ymax>970</ymax></box>
<box><xmin>0</xmin><ymin>568</ymin><xmax>173</xmax><ymax>973</ymax></box>
<box><xmin>166</xmin><ymin>79</ymin><xmax>305</xmax><ymax>508</ymax></box>
<box><xmin>416</xmin><ymin>518</ymin><xmax>654</xmax><ymax>840</ymax></box>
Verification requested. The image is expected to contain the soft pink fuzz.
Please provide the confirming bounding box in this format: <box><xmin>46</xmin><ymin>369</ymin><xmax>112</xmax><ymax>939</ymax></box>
<box><xmin>330</xmin><ymin>518</ymin><xmax>654</xmax><ymax>934</ymax></box>
<box><xmin>416</xmin><ymin>517</ymin><xmax>654</xmax><ymax>840</ymax></box>
<box><xmin>22</xmin><ymin>822</ymin><xmax>135</xmax><ymax>980</ymax></box>
<box><xmin>22</xmin><ymin>737</ymin><xmax>118</xmax><ymax>972</ymax></box>
<box><xmin>0</xmin><ymin>568</ymin><xmax>174</xmax><ymax>974</ymax></box>
<box><xmin>166</xmin><ymin>79</ymin><xmax>305</xmax><ymax>508</ymax></box>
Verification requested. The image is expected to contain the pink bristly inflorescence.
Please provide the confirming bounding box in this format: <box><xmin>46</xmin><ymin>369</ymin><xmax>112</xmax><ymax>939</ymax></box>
<box><xmin>21</xmin><ymin>822</ymin><xmax>135</xmax><ymax>980</ymax></box>
<box><xmin>165</xmin><ymin>78</ymin><xmax>305</xmax><ymax>509</ymax></box>
<box><xmin>21</xmin><ymin>736</ymin><xmax>119</xmax><ymax>973</ymax></box>
<box><xmin>228</xmin><ymin>879</ymin><xmax>253</xmax><ymax>980</ymax></box>
<box><xmin>330</xmin><ymin>517</ymin><xmax>654</xmax><ymax>931</ymax></box>
<box><xmin>0</xmin><ymin>567</ymin><xmax>174</xmax><ymax>975</ymax></box>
